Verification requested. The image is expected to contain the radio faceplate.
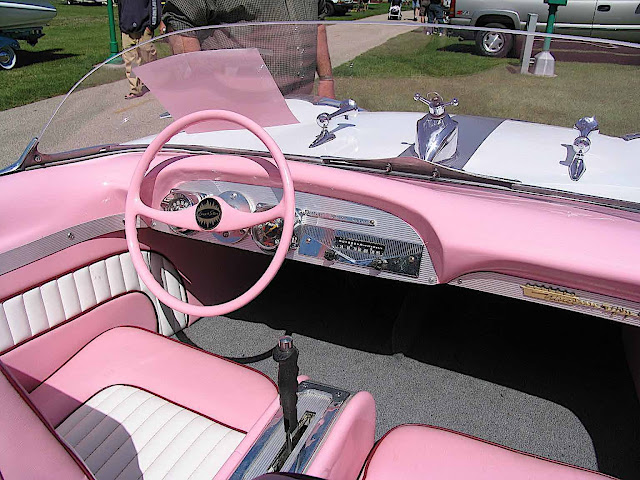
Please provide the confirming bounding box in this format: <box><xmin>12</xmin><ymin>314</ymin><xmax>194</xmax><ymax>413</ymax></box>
<box><xmin>299</xmin><ymin>225</ymin><xmax>423</xmax><ymax>278</ymax></box>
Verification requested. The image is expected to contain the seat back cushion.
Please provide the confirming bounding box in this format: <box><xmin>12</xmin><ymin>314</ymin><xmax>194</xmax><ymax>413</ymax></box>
<box><xmin>0</xmin><ymin>251</ymin><xmax>188</xmax><ymax>353</ymax></box>
<box><xmin>2</xmin><ymin>292</ymin><xmax>157</xmax><ymax>393</ymax></box>
<box><xmin>0</xmin><ymin>363</ymin><xmax>93</xmax><ymax>480</ymax></box>
<box><xmin>362</xmin><ymin>424</ymin><xmax>616</xmax><ymax>480</ymax></box>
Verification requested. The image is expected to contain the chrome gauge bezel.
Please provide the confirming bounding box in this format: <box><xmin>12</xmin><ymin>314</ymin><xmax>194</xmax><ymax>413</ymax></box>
<box><xmin>160</xmin><ymin>190</ymin><xmax>203</xmax><ymax>235</ymax></box>
<box><xmin>212</xmin><ymin>191</ymin><xmax>252</xmax><ymax>244</ymax></box>
<box><xmin>250</xmin><ymin>203</ymin><xmax>301</xmax><ymax>253</ymax></box>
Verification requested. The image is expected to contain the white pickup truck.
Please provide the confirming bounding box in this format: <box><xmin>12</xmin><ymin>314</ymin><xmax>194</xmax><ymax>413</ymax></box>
<box><xmin>448</xmin><ymin>0</ymin><xmax>640</xmax><ymax>56</ymax></box>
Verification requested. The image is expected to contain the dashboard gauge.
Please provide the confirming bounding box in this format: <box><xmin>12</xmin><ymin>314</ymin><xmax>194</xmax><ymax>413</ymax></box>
<box><xmin>251</xmin><ymin>203</ymin><xmax>301</xmax><ymax>252</ymax></box>
<box><xmin>160</xmin><ymin>190</ymin><xmax>201</xmax><ymax>235</ymax></box>
<box><xmin>212</xmin><ymin>191</ymin><xmax>252</xmax><ymax>244</ymax></box>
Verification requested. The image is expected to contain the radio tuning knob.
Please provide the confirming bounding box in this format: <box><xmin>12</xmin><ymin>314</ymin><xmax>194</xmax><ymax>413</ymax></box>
<box><xmin>370</xmin><ymin>257</ymin><xmax>388</xmax><ymax>271</ymax></box>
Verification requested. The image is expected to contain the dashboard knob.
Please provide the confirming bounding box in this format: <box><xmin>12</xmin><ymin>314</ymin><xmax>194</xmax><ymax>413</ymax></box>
<box><xmin>324</xmin><ymin>249</ymin><xmax>337</xmax><ymax>261</ymax></box>
<box><xmin>370</xmin><ymin>257</ymin><xmax>388</xmax><ymax>271</ymax></box>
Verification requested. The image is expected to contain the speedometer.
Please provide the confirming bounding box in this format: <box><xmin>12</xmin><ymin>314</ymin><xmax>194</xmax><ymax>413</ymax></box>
<box><xmin>160</xmin><ymin>191</ymin><xmax>200</xmax><ymax>235</ymax></box>
<box><xmin>251</xmin><ymin>203</ymin><xmax>301</xmax><ymax>252</ymax></box>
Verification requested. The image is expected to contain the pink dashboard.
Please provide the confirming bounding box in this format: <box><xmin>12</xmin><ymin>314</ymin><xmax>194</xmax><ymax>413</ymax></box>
<box><xmin>1</xmin><ymin>151</ymin><xmax>640</xmax><ymax>325</ymax></box>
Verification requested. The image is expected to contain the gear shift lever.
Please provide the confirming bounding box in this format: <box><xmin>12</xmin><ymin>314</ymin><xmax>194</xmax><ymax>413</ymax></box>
<box><xmin>273</xmin><ymin>335</ymin><xmax>299</xmax><ymax>455</ymax></box>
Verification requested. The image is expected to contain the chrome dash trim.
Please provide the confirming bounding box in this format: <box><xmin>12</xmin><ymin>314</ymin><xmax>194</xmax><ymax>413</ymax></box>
<box><xmin>0</xmin><ymin>215</ymin><xmax>141</xmax><ymax>275</ymax></box>
<box><xmin>157</xmin><ymin>180</ymin><xmax>438</xmax><ymax>285</ymax></box>
<box><xmin>450</xmin><ymin>271</ymin><xmax>640</xmax><ymax>327</ymax></box>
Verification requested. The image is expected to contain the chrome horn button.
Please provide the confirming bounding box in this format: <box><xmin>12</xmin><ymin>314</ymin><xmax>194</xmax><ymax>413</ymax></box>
<box><xmin>195</xmin><ymin>197</ymin><xmax>222</xmax><ymax>230</ymax></box>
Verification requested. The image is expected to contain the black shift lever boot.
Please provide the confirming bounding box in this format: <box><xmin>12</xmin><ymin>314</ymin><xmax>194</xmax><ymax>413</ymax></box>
<box><xmin>273</xmin><ymin>335</ymin><xmax>299</xmax><ymax>453</ymax></box>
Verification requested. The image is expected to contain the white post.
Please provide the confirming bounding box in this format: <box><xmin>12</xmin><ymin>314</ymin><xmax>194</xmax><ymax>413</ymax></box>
<box><xmin>520</xmin><ymin>13</ymin><xmax>538</xmax><ymax>74</ymax></box>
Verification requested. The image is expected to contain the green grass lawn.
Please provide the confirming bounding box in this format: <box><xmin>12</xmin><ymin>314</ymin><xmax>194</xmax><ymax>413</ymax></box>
<box><xmin>334</xmin><ymin>32</ymin><xmax>509</xmax><ymax>77</ymax></box>
<box><xmin>0</xmin><ymin>1</ymin><xmax>118</xmax><ymax>110</ymax></box>
<box><xmin>333</xmin><ymin>30</ymin><xmax>640</xmax><ymax>136</ymax></box>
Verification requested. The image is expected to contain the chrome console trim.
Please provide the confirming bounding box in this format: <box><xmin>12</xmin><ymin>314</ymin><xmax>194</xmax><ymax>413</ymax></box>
<box><xmin>0</xmin><ymin>215</ymin><xmax>142</xmax><ymax>276</ymax></box>
<box><xmin>450</xmin><ymin>271</ymin><xmax>640</xmax><ymax>327</ymax></box>
<box><xmin>230</xmin><ymin>381</ymin><xmax>350</xmax><ymax>480</ymax></box>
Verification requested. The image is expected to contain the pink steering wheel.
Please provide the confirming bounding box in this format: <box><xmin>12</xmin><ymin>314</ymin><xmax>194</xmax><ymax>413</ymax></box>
<box><xmin>125</xmin><ymin>110</ymin><xmax>295</xmax><ymax>317</ymax></box>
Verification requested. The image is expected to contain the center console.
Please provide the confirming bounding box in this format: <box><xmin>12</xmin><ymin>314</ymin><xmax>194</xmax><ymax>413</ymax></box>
<box><xmin>230</xmin><ymin>381</ymin><xmax>351</xmax><ymax>479</ymax></box>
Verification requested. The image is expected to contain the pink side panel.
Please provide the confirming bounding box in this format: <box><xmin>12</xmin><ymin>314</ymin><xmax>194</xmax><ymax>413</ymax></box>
<box><xmin>306</xmin><ymin>391</ymin><xmax>376</xmax><ymax>480</ymax></box>
<box><xmin>0</xmin><ymin>158</ymin><xmax>134</xmax><ymax>254</ymax></box>
<box><xmin>362</xmin><ymin>424</ymin><xmax>615</xmax><ymax>480</ymax></box>
<box><xmin>0</xmin><ymin>367</ymin><xmax>91</xmax><ymax>480</ymax></box>
<box><xmin>1</xmin><ymin>293</ymin><xmax>157</xmax><ymax>392</ymax></box>
<box><xmin>0</xmin><ymin>235</ymin><xmax>133</xmax><ymax>302</ymax></box>
<box><xmin>29</xmin><ymin>326</ymin><xmax>277</xmax><ymax>431</ymax></box>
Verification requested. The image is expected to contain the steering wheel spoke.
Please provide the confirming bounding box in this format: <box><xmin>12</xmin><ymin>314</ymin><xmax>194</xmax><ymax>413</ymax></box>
<box><xmin>214</xmin><ymin>200</ymin><xmax>285</xmax><ymax>232</ymax></box>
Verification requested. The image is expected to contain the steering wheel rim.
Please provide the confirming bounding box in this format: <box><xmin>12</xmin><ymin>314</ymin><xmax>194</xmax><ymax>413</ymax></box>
<box><xmin>125</xmin><ymin>109</ymin><xmax>295</xmax><ymax>317</ymax></box>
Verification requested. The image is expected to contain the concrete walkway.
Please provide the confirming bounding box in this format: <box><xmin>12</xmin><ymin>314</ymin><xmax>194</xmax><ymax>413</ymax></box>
<box><xmin>0</xmin><ymin>16</ymin><xmax>415</xmax><ymax>170</ymax></box>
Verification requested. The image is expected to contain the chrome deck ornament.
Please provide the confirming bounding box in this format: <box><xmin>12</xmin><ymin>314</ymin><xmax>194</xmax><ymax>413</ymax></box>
<box><xmin>568</xmin><ymin>116</ymin><xmax>599</xmax><ymax>181</ymax></box>
<box><xmin>309</xmin><ymin>99</ymin><xmax>358</xmax><ymax>148</ymax></box>
<box><xmin>413</xmin><ymin>92</ymin><xmax>459</xmax><ymax>164</ymax></box>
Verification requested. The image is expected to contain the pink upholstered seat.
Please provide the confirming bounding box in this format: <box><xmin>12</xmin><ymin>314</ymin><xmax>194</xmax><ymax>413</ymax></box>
<box><xmin>362</xmin><ymin>424</ymin><xmax>617</xmax><ymax>480</ymax></box>
<box><xmin>1</xmin><ymin>326</ymin><xmax>278</xmax><ymax>480</ymax></box>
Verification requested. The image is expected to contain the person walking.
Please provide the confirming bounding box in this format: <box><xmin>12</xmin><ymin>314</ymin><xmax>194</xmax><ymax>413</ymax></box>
<box><xmin>427</xmin><ymin>0</ymin><xmax>445</xmax><ymax>35</ymax></box>
<box><xmin>119</xmin><ymin>0</ymin><xmax>162</xmax><ymax>99</ymax></box>
<box><xmin>412</xmin><ymin>0</ymin><xmax>420</xmax><ymax>21</ymax></box>
<box><xmin>419</xmin><ymin>0</ymin><xmax>428</xmax><ymax>29</ymax></box>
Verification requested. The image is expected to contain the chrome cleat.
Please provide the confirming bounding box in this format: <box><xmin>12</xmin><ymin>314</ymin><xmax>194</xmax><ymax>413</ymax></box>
<box><xmin>413</xmin><ymin>92</ymin><xmax>459</xmax><ymax>163</ymax></box>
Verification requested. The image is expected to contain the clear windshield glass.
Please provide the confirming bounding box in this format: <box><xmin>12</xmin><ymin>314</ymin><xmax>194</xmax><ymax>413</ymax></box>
<box><xmin>11</xmin><ymin>21</ymin><xmax>640</xmax><ymax>204</ymax></box>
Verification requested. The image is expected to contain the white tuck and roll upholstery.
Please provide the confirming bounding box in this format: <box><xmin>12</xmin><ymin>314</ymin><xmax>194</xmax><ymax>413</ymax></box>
<box><xmin>1</xmin><ymin>327</ymin><xmax>278</xmax><ymax>479</ymax></box>
<box><xmin>57</xmin><ymin>385</ymin><xmax>245</xmax><ymax>480</ymax></box>
<box><xmin>0</xmin><ymin>252</ymin><xmax>189</xmax><ymax>351</ymax></box>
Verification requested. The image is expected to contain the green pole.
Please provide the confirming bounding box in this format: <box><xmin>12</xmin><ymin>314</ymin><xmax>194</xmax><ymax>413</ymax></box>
<box><xmin>542</xmin><ymin>4</ymin><xmax>558</xmax><ymax>51</ymax></box>
<box><xmin>106</xmin><ymin>0</ymin><xmax>123</xmax><ymax>64</ymax></box>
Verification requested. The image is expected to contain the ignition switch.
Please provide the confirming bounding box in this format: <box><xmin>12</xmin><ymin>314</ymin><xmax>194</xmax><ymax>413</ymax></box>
<box><xmin>324</xmin><ymin>249</ymin><xmax>337</xmax><ymax>261</ymax></box>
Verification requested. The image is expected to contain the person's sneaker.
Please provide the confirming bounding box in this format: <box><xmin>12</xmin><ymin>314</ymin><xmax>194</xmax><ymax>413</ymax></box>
<box><xmin>413</xmin><ymin>17</ymin><xmax>417</xmax><ymax>21</ymax></box>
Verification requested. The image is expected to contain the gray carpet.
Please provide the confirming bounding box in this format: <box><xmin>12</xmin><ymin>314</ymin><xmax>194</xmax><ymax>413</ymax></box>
<box><xmin>175</xmin><ymin>261</ymin><xmax>640</xmax><ymax>479</ymax></box>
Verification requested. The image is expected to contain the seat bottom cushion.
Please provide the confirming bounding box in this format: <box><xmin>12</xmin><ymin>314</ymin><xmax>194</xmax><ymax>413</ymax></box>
<box><xmin>29</xmin><ymin>326</ymin><xmax>277</xmax><ymax>432</ymax></box>
<box><xmin>57</xmin><ymin>385</ymin><xmax>245</xmax><ymax>480</ymax></box>
<box><xmin>362</xmin><ymin>424</ymin><xmax>615</xmax><ymax>480</ymax></box>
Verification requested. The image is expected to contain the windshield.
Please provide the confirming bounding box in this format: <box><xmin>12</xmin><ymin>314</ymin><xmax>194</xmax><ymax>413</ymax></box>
<box><xmin>4</xmin><ymin>21</ymin><xmax>640</xmax><ymax>205</ymax></box>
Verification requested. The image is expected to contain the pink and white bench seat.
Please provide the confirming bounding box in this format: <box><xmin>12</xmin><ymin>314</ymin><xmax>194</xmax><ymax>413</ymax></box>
<box><xmin>361</xmin><ymin>424</ymin><xmax>617</xmax><ymax>480</ymax></box>
<box><xmin>0</xmin><ymin>326</ymin><xmax>278</xmax><ymax>480</ymax></box>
